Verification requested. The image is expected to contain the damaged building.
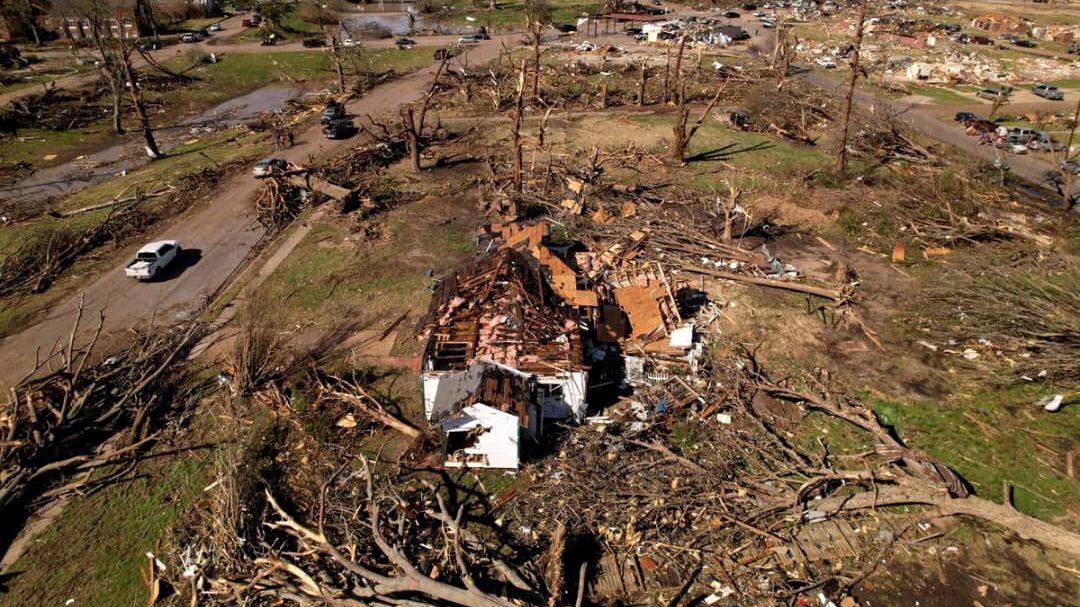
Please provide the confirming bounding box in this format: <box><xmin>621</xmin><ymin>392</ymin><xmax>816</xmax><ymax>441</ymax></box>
<box><xmin>418</xmin><ymin>248</ymin><xmax>588</xmax><ymax>469</ymax></box>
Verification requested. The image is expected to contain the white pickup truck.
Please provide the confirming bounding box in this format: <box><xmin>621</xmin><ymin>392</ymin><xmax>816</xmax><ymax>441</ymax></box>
<box><xmin>125</xmin><ymin>240</ymin><xmax>182</xmax><ymax>280</ymax></box>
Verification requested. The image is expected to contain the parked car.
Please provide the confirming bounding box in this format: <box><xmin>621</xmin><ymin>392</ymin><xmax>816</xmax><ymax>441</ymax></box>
<box><xmin>815</xmin><ymin>56</ymin><xmax>837</xmax><ymax>69</ymax></box>
<box><xmin>253</xmin><ymin>158</ymin><xmax>288</xmax><ymax>178</ymax></box>
<box><xmin>322</xmin><ymin>118</ymin><xmax>356</xmax><ymax>140</ymax></box>
<box><xmin>970</xmin><ymin>36</ymin><xmax>993</xmax><ymax>45</ymax></box>
<box><xmin>321</xmin><ymin>102</ymin><xmax>346</xmax><ymax>124</ymax></box>
<box><xmin>179</xmin><ymin>32</ymin><xmax>202</xmax><ymax>43</ymax></box>
<box><xmin>302</xmin><ymin>38</ymin><xmax>325</xmax><ymax>48</ymax></box>
<box><xmin>1012</xmin><ymin>38</ymin><xmax>1036</xmax><ymax>48</ymax></box>
<box><xmin>954</xmin><ymin>111</ymin><xmax>978</xmax><ymax>123</ymax></box>
<box><xmin>1007</xmin><ymin>143</ymin><xmax>1028</xmax><ymax>155</ymax></box>
<box><xmin>1027</xmin><ymin>134</ymin><xmax>1066</xmax><ymax>152</ymax></box>
<box><xmin>976</xmin><ymin>88</ymin><xmax>1009</xmax><ymax>101</ymax></box>
<box><xmin>125</xmin><ymin>240</ymin><xmax>181</xmax><ymax>281</ymax></box>
<box><xmin>724</xmin><ymin>11</ymin><xmax>740</xmax><ymax>18</ymax></box>
<box><xmin>260</xmin><ymin>36</ymin><xmax>276</xmax><ymax>46</ymax></box>
<box><xmin>395</xmin><ymin>37</ymin><xmax>417</xmax><ymax>47</ymax></box>
<box><xmin>1004</xmin><ymin>127</ymin><xmax>1038</xmax><ymax>144</ymax></box>
<box><xmin>1060</xmin><ymin>159</ymin><xmax>1080</xmax><ymax>175</ymax></box>
<box><xmin>342</xmin><ymin>38</ymin><xmax>358</xmax><ymax>47</ymax></box>
<box><xmin>457</xmin><ymin>35</ymin><xmax>480</xmax><ymax>44</ymax></box>
<box><xmin>207</xmin><ymin>23</ymin><xmax>222</xmax><ymax>32</ymax></box>
<box><xmin>1070</xmin><ymin>42</ymin><xmax>1080</xmax><ymax>55</ymax></box>
<box><xmin>1032</xmin><ymin>84</ymin><xmax>1064</xmax><ymax>100</ymax></box>
<box><xmin>242</xmin><ymin>15</ymin><xmax>261</xmax><ymax>27</ymax></box>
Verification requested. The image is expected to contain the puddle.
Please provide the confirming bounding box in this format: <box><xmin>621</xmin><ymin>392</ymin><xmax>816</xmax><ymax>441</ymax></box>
<box><xmin>342</xmin><ymin>2</ymin><xmax>475</xmax><ymax>35</ymax></box>
<box><xmin>0</xmin><ymin>85</ymin><xmax>304</xmax><ymax>208</ymax></box>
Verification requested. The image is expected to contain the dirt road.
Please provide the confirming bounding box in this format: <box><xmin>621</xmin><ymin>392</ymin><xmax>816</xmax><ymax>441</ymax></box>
<box><xmin>0</xmin><ymin>38</ymin><xmax>508</xmax><ymax>392</ymax></box>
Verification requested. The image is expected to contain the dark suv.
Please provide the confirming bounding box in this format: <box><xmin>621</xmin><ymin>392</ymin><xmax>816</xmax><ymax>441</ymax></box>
<box><xmin>320</xmin><ymin>102</ymin><xmax>346</xmax><ymax>124</ymax></box>
<box><xmin>322</xmin><ymin>118</ymin><xmax>356</xmax><ymax>140</ymax></box>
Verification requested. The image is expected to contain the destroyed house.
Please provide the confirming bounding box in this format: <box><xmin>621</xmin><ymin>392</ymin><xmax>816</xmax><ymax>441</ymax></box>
<box><xmin>436</xmin><ymin>362</ymin><xmax>540</xmax><ymax>469</ymax></box>
<box><xmin>421</xmin><ymin>247</ymin><xmax>591</xmax><ymax>468</ymax></box>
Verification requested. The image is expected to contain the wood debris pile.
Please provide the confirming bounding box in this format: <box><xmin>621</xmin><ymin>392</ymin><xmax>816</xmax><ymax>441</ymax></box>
<box><xmin>0</xmin><ymin>309</ymin><xmax>205</xmax><ymax>534</ymax></box>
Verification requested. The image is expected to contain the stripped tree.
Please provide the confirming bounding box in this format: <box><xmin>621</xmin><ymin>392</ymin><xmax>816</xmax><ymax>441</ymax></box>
<box><xmin>300</xmin><ymin>0</ymin><xmax>346</xmax><ymax>92</ymax></box>
<box><xmin>834</xmin><ymin>0</ymin><xmax>869</xmax><ymax>174</ymax></box>
<box><xmin>74</xmin><ymin>0</ymin><xmax>161</xmax><ymax>156</ymax></box>
<box><xmin>670</xmin><ymin>83</ymin><xmax>723</xmax><ymax>162</ymax></box>
<box><xmin>363</xmin><ymin>56</ymin><xmax>448</xmax><ymax>172</ymax></box>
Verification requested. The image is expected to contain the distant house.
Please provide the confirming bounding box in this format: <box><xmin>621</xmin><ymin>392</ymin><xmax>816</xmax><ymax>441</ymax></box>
<box><xmin>43</xmin><ymin>0</ymin><xmax>163</xmax><ymax>41</ymax></box>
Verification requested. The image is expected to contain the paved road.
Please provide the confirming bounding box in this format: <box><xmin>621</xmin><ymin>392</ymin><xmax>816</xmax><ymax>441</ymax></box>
<box><xmin>0</xmin><ymin>37</ymin><xmax>509</xmax><ymax>392</ymax></box>
<box><xmin>802</xmin><ymin>70</ymin><xmax>1074</xmax><ymax>198</ymax></box>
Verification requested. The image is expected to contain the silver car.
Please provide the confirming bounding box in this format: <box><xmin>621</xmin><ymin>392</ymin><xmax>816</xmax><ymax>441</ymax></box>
<box><xmin>1032</xmin><ymin>84</ymin><xmax>1064</xmax><ymax>100</ymax></box>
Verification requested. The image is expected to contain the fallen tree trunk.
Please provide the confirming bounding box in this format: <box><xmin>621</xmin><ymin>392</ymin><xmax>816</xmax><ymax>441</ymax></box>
<box><xmin>814</xmin><ymin>481</ymin><xmax>1080</xmax><ymax>558</ymax></box>
<box><xmin>680</xmin><ymin>265</ymin><xmax>844</xmax><ymax>301</ymax></box>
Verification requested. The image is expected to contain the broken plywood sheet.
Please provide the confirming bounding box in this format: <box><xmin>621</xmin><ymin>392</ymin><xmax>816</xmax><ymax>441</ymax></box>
<box><xmin>597</xmin><ymin>303</ymin><xmax>627</xmax><ymax>343</ymax></box>
<box><xmin>531</xmin><ymin>245</ymin><xmax>599</xmax><ymax>307</ymax></box>
<box><xmin>614</xmin><ymin>283</ymin><xmax>667</xmax><ymax>338</ymax></box>
<box><xmin>491</xmin><ymin>222</ymin><xmax>549</xmax><ymax>251</ymax></box>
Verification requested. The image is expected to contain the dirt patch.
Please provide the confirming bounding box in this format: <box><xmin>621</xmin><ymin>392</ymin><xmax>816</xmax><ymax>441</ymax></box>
<box><xmin>857</xmin><ymin>524</ymin><xmax>1080</xmax><ymax>607</ymax></box>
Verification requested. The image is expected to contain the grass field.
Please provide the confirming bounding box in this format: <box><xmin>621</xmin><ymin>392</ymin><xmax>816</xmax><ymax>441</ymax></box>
<box><xmin>1</xmin><ymin>455</ymin><xmax>210</xmax><ymax>607</ymax></box>
<box><xmin>872</xmin><ymin>386</ymin><xmax>1080</xmax><ymax>522</ymax></box>
<box><xmin>907</xmin><ymin>85</ymin><xmax>977</xmax><ymax>106</ymax></box>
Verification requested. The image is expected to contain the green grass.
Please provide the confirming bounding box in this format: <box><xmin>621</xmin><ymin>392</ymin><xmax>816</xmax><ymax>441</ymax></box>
<box><xmin>167</xmin><ymin>47</ymin><xmax>433</xmax><ymax>102</ymax></box>
<box><xmin>262</xmin><ymin>196</ymin><xmax>477</xmax><ymax>328</ymax></box>
<box><xmin>2</xmin><ymin>455</ymin><xmax>210</xmax><ymax>607</ymax></box>
<box><xmin>907</xmin><ymin>85</ymin><xmax>976</xmax><ymax>106</ymax></box>
<box><xmin>621</xmin><ymin>114</ymin><xmax>831</xmax><ymax>183</ymax></box>
<box><xmin>0</xmin><ymin>127</ymin><xmax>116</xmax><ymax>167</ymax></box>
<box><xmin>171</xmin><ymin>17</ymin><xmax>224</xmax><ymax>31</ymax></box>
<box><xmin>871</xmin><ymin>385</ymin><xmax>1080</xmax><ymax>522</ymax></box>
<box><xmin>424</xmin><ymin>0</ymin><xmax>599</xmax><ymax>29</ymax></box>
<box><xmin>56</xmin><ymin>129</ymin><xmax>272</xmax><ymax>213</ymax></box>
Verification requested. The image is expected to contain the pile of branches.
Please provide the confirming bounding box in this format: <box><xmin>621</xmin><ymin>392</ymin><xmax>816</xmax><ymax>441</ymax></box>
<box><xmin>254</xmin><ymin>175</ymin><xmax>310</xmax><ymax>230</ymax></box>
<box><xmin>167</xmin><ymin>338</ymin><xmax>1080</xmax><ymax>607</ymax></box>
<box><xmin>923</xmin><ymin>261</ymin><xmax>1080</xmax><ymax>384</ymax></box>
<box><xmin>850</xmin><ymin>122</ymin><xmax>933</xmax><ymax>165</ymax></box>
<box><xmin>0</xmin><ymin>160</ymin><xmax>33</xmax><ymax>187</ymax></box>
<box><xmin>740</xmin><ymin>79</ymin><xmax>836</xmax><ymax>145</ymax></box>
<box><xmin>175</xmin><ymin>452</ymin><xmax>544</xmax><ymax>607</ymax></box>
<box><xmin>0</xmin><ymin>86</ymin><xmax>105</xmax><ymax>132</ymax></box>
<box><xmin>0</xmin><ymin>307</ymin><xmax>206</xmax><ymax>536</ymax></box>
